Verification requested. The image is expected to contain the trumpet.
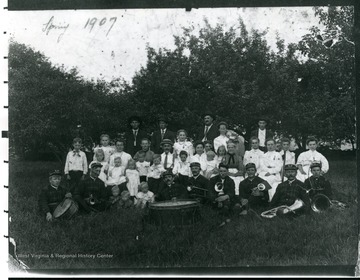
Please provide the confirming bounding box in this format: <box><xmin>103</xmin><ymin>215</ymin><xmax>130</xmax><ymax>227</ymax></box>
<box><xmin>187</xmin><ymin>185</ymin><xmax>208</xmax><ymax>193</ymax></box>
<box><xmin>261</xmin><ymin>199</ymin><xmax>305</xmax><ymax>218</ymax></box>
<box><xmin>214</xmin><ymin>182</ymin><xmax>224</xmax><ymax>194</ymax></box>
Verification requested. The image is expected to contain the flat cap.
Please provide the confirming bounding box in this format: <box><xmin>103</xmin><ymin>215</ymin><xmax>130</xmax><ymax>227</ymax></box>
<box><xmin>284</xmin><ymin>164</ymin><xmax>298</xmax><ymax>171</ymax></box>
<box><xmin>245</xmin><ymin>163</ymin><xmax>256</xmax><ymax>170</ymax></box>
<box><xmin>160</xmin><ymin>139</ymin><xmax>173</xmax><ymax>146</ymax></box>
<box><xmin>49</xmin><ymin>170</ymin><xmax>62</xmax><ymax>177</ymax></box>
<box><xmin>90</xmin><ymin>162</ymin><xmax>103</xmax><ymax>169</ymax></box>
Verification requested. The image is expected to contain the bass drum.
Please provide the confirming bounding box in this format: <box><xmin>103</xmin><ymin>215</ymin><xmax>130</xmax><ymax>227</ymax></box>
<box><xmin>53</xmin><ymin>198</ymin><xmax>79</xmax><ymax>220</ymax></box>
<box><xmin>148</xmin><ymin>199</ymin><xmax>201</xmax><ymax>226</ymax></box>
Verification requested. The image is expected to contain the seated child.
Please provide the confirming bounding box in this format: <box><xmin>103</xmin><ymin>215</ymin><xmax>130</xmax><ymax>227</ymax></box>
<box><xmin>118</xmin><ymin>190</ymin><xmax>134</xmax><ymax>209</ymax></box>
<box><xmin>105</xmin><ymin>156</ymin><xmax>126</xmax><ymax>187</ymax></box>
<box><xmin>93</xmin><ymin>134</ymin><xmax>115</xmax><ymax>163</ymax></box>
<box><xmin>172</xmin><ymin>150</ymin><xmax>191</xmax><ymax>186</ymax></box>
<box><xmin>109</xmin><ymin>185</ymin><xmax>121</xmax><ymax>206</ymax></box>
<box><xmin>88</xmin><ymin>148</ymin><xmax>109</xmax><ymax>183</ymax></box>
<box><xmin>173</xmin><ymin>129</ymin><xmax>194</xmax><ymax>161</ymax></box>
<box><xmin>135</xmin><ymin>182</ymin><xmax>155</xmax><ymax>209</ymax></box>
<box><xmin>204</xmin><ymin>151</ymin><xmax>218</xmax><ymax>179</ymax></box>
<box><xmin>126</xmin><ymin>159</ymin><xmax>140</xmax><ymax>199</ymax></box>
<box><xmin>216</xmin><ymin>145</ymin><xmax>227</xmax><ymax>166</ymax></box>
<box><xmin>147</xmin><ymin>154</ymin><xmax>166</xmax><ymax>195</ymax></box>
<box><xmin>304</xmin><ymin>162</ymin><xmax>333</xmax><ymax>199</ymax></box>
<box><xmin>136</xmin><ymin>151</ymin><xmax>151</xmax><ymax>183</ymax></box>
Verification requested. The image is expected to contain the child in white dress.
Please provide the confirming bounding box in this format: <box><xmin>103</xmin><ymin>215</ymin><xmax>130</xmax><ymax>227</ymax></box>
<box><xmin>147</xmin><ymin>154</ymin><xmax>166</xmax><ymax>195</ymax></box>
<box><xmin>296</xmin><ymin>137</ymin><xmax>329</xmax><ymax>182</ymax></box>
<box><xmin>125</xmin><ymin>159</ymin><xmax>140</xmax><ymax>198</ymax></box>
<box><xmin>135</xmin><ymin>182</ymin><xmax>155</xmax><ymax>209</ymax></box>
<box><xmin>106</xmin><ymin>157</ymin><xmax>126</xmax><ymax>187</ymax></box>
<box><xmin>136</xmin><ymin>151</ymin><xmax>151</xmax><ymax>182</ymax></box>
<box><xmin>93</xmin><ymin>134</ymin><xmax>115</xmax><ymax>163</ymax></box>
<box><xmin>173</xmin><ymin>129</ymin><xmax>194</xmax><ymax>162</ymax></box>
<box><xmin>88</xmin><ymin>148</ymin><xmax>109</xmax><ymax>183</ymax></box>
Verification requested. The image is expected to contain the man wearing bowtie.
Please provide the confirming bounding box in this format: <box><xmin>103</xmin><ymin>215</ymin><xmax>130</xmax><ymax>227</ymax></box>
<box><xmin>64</xmin><ymin>137</ymin><xmax>88</xmax><ymax>193</ymax></box>
<box><xmin>151</xmin><ymin>116</ymin><xmax>176</xmax><ymax>154</ymax></box>
<box><xmin>251</xmin><ymin>117</ymin><xmax>274</xmax><ymax>152</ymax></box>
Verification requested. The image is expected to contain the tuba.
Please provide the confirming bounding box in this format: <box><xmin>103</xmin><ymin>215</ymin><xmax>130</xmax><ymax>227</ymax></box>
<box><xmin>214</xmin><ymin>182</ymin><xmax>224</xmax><ymax>194</ymax></box>
<box><xmin>261</xmin><ymin>199</ymin><xmax>304</xmax><ymax>218</ymax></box>
<box><xmin>252</xmin><ymin>183</ymin><xmax>266</xmax><ymax>192</ymax></box>
<box><xmin>310</xmin><ymin>194</ymin><xmax>347</xmax><ymax>212</ymax></box>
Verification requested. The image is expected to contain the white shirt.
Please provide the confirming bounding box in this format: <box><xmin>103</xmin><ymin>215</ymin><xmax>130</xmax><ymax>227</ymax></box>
<box><xmin>202</xmin><ymin>124</ymin><xmax>213</xmax><ymax>141</ymax></box>
<box><xmin>258</xmin><ymin>129</ymin><xmax>266</xmax><ymax>147</ymax></box>
<box><xmin>296</xmin><ymin>150</ymin><xmax>329</xmax><ymax>173</ymax></box>
<box><xmin>161</xmin><ymin>152</ymin><xmax>175</xmax><ymax>169</ymax></box>
<box><xmin>259</xmin><ymin>151</ymin><xmax>283</xmax><ymax>175</ymax></box>
<box><xmin>279</xmin><ymin>150</ymin><xmax>296</xmax><ymax>165</ymax></box>
<box><xmin>172</xmin><ymin>161</ymin><xmax>191</xmax><ymax>176</ymax></box>
<box><xmin>136</xmin><ymin>191</ymin><xmax>155</xmax><ymax>203</ymax></box>
<box><xmin>173</xmin><ymin>141</ymin><xmax>194</xmax><ymax>159</ymax></box>
<box><xmin>136</xmin><ymin>161</ymin><xmax>151</xmax><ymax>176</ymax></box>
<box><xmin>106</xmin><ymin>166</ymin><xmax>126</xmax><ymax>186</ymax></box>
<box><xmin>64</xmin><ymin>150</ymin><xmax>88</xmax><ymax>174</ymax></box>
<box><xmin>189</xmin><ymin>153</ymin><xmax>207</xmax><ymax>171</ymax></box>
<box><xmin>213</xmin><ymin>135</ymin><xmax>229</xmax><ymax>152</ymax></box>
<box><xmin>243</xmin><ymin>149</ymin><xmax>264</xmax><ymax>170</ymax></box>
<box><xmin>109</xmin><ymin>151</ymin><xmax>132</xmax><ymax>168</ymax></box>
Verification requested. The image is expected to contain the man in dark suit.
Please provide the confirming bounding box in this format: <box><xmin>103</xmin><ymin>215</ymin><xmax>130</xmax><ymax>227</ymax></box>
<box><xmin>187</xmin><ymin>162</ymin><xmax>210</xmax><ymax>203</ymax></box>
<box><xmin>124</xmin><ymin>116</ymin><xmax>148</xmax><ymax>157</ymax></box>
<box><xmin>196</xmin><ymin>113</ymin><xmax>219</xmax><ymax>146</ymax></box>
<box><xmin>151</xmin><ymin>117</ymin><xmax>176</xmax><ymax>154</ymax></box>
<box><xmin>209</xmin><ymin>163</ymin><xmax>236</xmax><ymax>226</ymax></box>
<box><xmin>251</xmin><ymin>117</ymin><xmax>274</xmax><ymax>152</ymax></box>
<box><xmin>156</xmin><ymin>169</ymin><xmax>188</xmax><ymax>201</ymax></box>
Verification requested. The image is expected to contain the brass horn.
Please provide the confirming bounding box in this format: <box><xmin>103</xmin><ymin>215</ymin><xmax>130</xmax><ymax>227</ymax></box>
<box><xmin>311</xmin><ymin>194</ymin><xmax>331</xmax><ymax>213</ymax></box>
<box><xmin>253</xmin><ymin>183</ymin><xmax>266</xmax><ymax>192</ymax></box>
<box><xmin>261</xmin><ymin>199</ymin><xmax>305</xmax><ymax>218</ymax></box>
<box><xmin>214</xmin><ymin>182</ymin><xmax>224</xmax><ymax>193</ymax></box>
<box><xmin>187</xmin><ymin>185</ymin><xmax>208</xmax><ymax>193</ymax></box>
<box><xmin>89</xmin><ymin>194</ymin><xmax>96</xmax><ymax>205</ymax></box>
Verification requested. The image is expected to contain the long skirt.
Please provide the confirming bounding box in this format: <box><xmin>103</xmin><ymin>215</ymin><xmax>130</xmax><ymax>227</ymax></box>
<box><xmin>228</xmin><ymin>168</ymin><xmax>244</xmax><ymax>196</ymax></box>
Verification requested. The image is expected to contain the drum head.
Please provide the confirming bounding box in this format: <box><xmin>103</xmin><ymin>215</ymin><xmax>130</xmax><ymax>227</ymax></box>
<box><xmin>53</xmin><ymin>199</ymin><xmax>72</xmax><ymax>218</ymax></box>
<box><xmin>150</xmin><ymin>200</ymin><xmax>198</xmax><ymax>208</ymax></box>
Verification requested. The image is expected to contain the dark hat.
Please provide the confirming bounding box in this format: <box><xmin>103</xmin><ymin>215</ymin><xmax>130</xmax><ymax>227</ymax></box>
<box><xmin>284</xmin><ymin>164</ymin><xmax>298</xmax><ymax>171</ymax></box>
<box><xmin>160</xmin><ymin>139</ymin><xmax>173</xmax><ymax>146</ymax></box>
<box><xmin>245</xmin><ymin>163</ymin><xmax>256</xmax><ymax>170</ymax></box>
<box><xmin>49</xmin><ymin>170</ymin><xmax>62</xmax><ymax>177</ymax></box>
<box><xmin>128</xmin><ymin>115</ymin><xmax>142</xmax><ymax>124</ymax></box>
<box><xmin>310</xmin><ymin>162</ymin><xmax>322</xmax><ymax>169</ymax></box>
<box><xmin>190</xmin><ymin>162</ymin><xmax>201</xmax><ymax>168</ymax></box>
<box><xmin>162</xmin><ymin>169</ymin><xmax>174</xmax><ymax>177</ymax></box>
<box><xmin>90</xmin><ymin>162</ymin><xmax>103</xmax><ymax>169</ymax></box>
<box><xmin>158</xmin><ymin>116</ymin><xmax>168</xmax><ymax>123</ymax></box>
<box><xmin>202</xmin><ymin>113</ymin><xmax>216</xmax><ymax>120</ymax></box>
<box><xmin>257</xmin><ymin>116</ymin><xmax>270</xmax><ymax>124</ymax></box>
<box><xmin>218</xmin><ymin>162</ymin><xmax>229</xmax><ymax>169</ymax></box>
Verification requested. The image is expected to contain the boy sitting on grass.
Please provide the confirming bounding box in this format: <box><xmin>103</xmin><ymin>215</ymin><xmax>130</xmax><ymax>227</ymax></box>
<box><xmin>135</xmin><ymin>182</ymin><xmax>155</xmax><ymax>209</ymax></box>
<box><xmin>304</xmin><ymin>162</ymin><xmax>333</xmax><ymax>200</ymax></box>
<box><xmin>38</xmin><ymin>170</ymin><xmax>72</xmax><ymax>222</ymax></box>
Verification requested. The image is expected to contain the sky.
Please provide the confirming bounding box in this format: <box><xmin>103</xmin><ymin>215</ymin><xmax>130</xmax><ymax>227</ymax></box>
<box><xmin>8</xmin><ymin>7</ymin><xmax>326</xmax><ymax>83</ymax></box>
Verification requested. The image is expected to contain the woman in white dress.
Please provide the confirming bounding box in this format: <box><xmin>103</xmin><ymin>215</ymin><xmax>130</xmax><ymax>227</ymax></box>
<box><xmin>213</xmin><ymin>122</ymin><xmax>230</xmax><ymax>152</ymax></box>
<box><xmin>258</xmin><ymin>138</ymin><xmax>283</xmax><ymax>201</ymax></box>
<box><xmin>189</xmin><ymin>141</ymin><xmax>207</xmax><ymax>175</ymax></box>
<box><xmin>173</xmin><ymin>129</ymin><xmax>194</xmax><ymax>162</ymax></box>
<box><xmin>296</xmin><ymin>137</ymin><xmax>329</xmax><ymax>182</ymax></box>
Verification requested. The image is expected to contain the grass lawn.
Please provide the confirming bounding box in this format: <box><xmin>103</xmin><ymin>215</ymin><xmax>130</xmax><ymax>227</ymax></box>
<box><xmin>9</xmin><ymin>159</ymin><xmax>358</xmax><ymax>273</ymax></box>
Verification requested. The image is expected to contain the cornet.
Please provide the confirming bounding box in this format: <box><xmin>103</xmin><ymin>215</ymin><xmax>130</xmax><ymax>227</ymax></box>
<box><xmin>187</xmin><ymin>185</ymin><xmax>208</xmax><ymax>198</ymax></box>
<box><xmin>214</xmin><ymin>182</ymin><xmax>224</xmax><ymax>195</ymax></box>
<box><xmin>89</xmin><ymin>194</ymin><xmax>96</xmax><ymax>205</ymax></box>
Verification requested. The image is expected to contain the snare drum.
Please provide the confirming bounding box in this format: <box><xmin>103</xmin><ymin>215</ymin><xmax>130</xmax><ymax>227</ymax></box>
<box><xmin>53</xmin><ymin>198</ymin><xmax>79</xmax><ymax>220</ymax></box>
<box><xmin>148</xmin><ymin>199</ymin><xmax>201</xmax><ymax>226</ymax></box>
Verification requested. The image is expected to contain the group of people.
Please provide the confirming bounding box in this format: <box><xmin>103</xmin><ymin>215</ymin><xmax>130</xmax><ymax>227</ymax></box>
<box><xmin>39</xmin><ymin>114</ymin><xmax>333</xmax><ymax>225</ymax></box>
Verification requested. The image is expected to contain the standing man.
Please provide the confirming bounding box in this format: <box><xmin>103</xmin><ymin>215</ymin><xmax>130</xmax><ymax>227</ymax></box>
<box><xmin>251</xmin><ymin>117</ymin><xmax>274</xmax><ymax>152</ymax></box>
<box><xmin>151</xmin><ymin>116</ymin><xmax>176</xmax><ymax>154</ymax></box>
<box><xmin>197</xmin><ymin>113</ymin><xmax>219</xmax><ymax>146</ymax></box>
<box><xmin>125</xmin><ymin>116</ymin><xmax>148</xmax><ymax>157</ymax></box>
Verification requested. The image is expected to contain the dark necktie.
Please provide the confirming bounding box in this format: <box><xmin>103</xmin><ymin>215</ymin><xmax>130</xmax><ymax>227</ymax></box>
<box><xmin>228</xmin><ymin>154</ymin><xmax>235</xmax><ymax>165</ymax></box>
<box><xmin>133</xmin><ymin>130</ymin><xmax>137</xmax><ymax>146</ymax></box>
<box><xmin>204</xmin><ymin>126</ymin><xmax>209</xmax><ymax>140</ymax></box>
<box><xmin>164</xmin><ymin>153</ymin><xmax>168</xmax><ymax>168</ymax></box>
<box><xmin>161</xmin><ymin>130</ymin><xmax>165</xmax><ymax>140</ymax></box>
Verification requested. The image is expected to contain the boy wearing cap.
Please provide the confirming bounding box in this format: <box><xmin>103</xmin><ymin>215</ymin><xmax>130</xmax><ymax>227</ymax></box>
<box><xmin>156</xmin><ymin>170</ymin><xmax>188</xmax><ymax>201</ymax></box>
<box><xmin>64</xmin><ymin>138</ymin><xmax>88</xmax><ymax>193</ymax></box>
<box><xmin>73</xmin><ymin>162</ymin><xmax>111</xmax><ymax>213</ymax></box>
<box><xmin>304</xmin><ymin>162</ymin><xmax>333</xmax><ymax>199</ymax></box>
<box><xmin>39</xmin><ymin>170</ymin><xmax>72</xmax><ymax>222</ymax></box>
<box><xmin>151</xmin><ymin>117</ymin><xmax>176</xmax><ymax>154</ymax></box>
<box><xmin>269</xmin><ymin>164</ymin><xmax>310</xmax><ymax>216</ymax></box>
<box><xmin>239</xmin><ymin>163</ymin><xmax>271</xmax><ymax>214</ymax></box>
<box><xmin>160</xmin><ymin>139</ymin><xmax>175</xmax><ymax>169</ymax></box>
<box><xmin>187</xmin><ymin>162</ymin><xmax>210</xmax><ymax>203</ymax></box>
<box><xmin>209</xmin><ymin>163</ymin><xmax>236</xmax><ymax>225</ymax></box>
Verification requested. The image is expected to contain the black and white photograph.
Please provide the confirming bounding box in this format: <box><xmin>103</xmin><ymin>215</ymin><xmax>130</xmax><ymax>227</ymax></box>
<box><xmin>4</xmin><ymin>1</ymin><xmax>359</xmax><ymax>277</ymax></box>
